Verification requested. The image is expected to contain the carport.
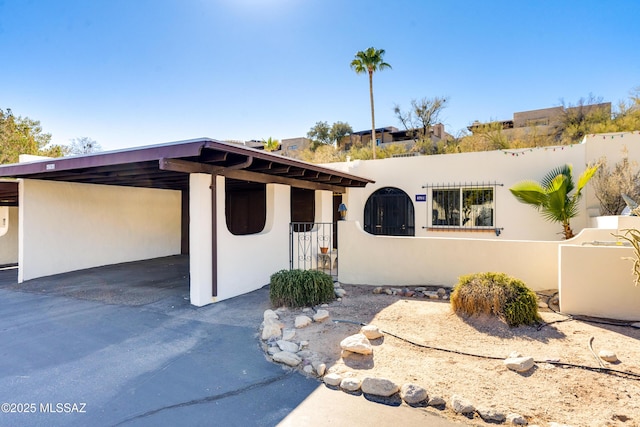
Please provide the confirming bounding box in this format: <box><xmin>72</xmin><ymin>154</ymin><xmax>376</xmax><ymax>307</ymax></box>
<box><xmin>0</xmin><ymin>139</ymin><xmax>373</xmax><ymax>306</ymax></box>
<box><xmin>0</xmin><ymin>180</ymin><xmax>19</xmax><ymax>268</ymax></box>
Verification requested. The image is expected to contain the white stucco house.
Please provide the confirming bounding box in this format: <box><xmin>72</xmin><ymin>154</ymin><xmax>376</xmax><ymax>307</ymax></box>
<box><xmin>1</xmin><ymin>132</ymin><xmax>639</xmax><ymax>320</ymax></box>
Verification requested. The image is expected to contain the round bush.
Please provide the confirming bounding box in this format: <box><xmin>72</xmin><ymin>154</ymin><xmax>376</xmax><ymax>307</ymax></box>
<box><xmin>450</xmin><ymin>272</ymin><xmax>540</xmax><ymax>327</ymax></box>
<box><xmin>269</xmin><ymin>269</ymin><xmax>335</xmax><ymax>308</ymax></box>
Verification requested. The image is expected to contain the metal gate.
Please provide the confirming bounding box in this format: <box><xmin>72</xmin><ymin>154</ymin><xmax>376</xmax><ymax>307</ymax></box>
<box><xmin>289</xmin><ymin>222</ymin><xmax>337</xmax><ymax>278</ymax></box>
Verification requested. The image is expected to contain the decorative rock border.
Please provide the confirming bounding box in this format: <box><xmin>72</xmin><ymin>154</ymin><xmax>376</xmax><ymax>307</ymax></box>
<box><xmin>259</xmin><ymin>284</ymin><xmax>577</xmax><ymax>426</ymax></box>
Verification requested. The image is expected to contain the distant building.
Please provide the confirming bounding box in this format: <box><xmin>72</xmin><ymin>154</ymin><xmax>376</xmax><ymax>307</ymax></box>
<box><xmin>342</xmin><ymin>123</ymin><xmax>450</xmax><ymax>150</ymax></box>
<box><xmin>468</xmin><ymin>103</ymin><xmax>612</xmax><ymax>139</ymax></box>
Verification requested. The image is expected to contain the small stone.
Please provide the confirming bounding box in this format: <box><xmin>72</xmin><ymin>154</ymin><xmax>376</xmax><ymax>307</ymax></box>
<box><xmin>267</xmin><ymin>346</ymin><xmax>279</xmax><ymax>355</ymax></box>
<box><xmin>333</xmin><ymin>281</ymin><xmax>342</xmax><ymax>288</ymax></box>
<box><xmin>631</xmin><ymin>322</ymin><xmax>640</xmax><ymax>329</ymax></box>
<box><xmin>336</xmin><ymin>297</ymin><xmax>342</xmax><ymax>302</ymax></box>
<box><xmin>276</xmin><ymin>340</ymin><xmax>299</xmax><ymax>353</ymax></box>
<box><xmin>340</xmin><ymin>334</ymin><xmax>373</xmax><ymax>355</ymax></box>
<box><xmin>391</xmin><ymin>288</ymin><xmax>402</xmax><ymax>295</ymax></box>
<box><xmin>400</xmin><ymin>383</ymin><xmax>428</xmax><ymax>404</ymax></box>
<box><xmin>297</xmin><ymin>350</ymin><xmax>314</xmax><ymax>359</ymax></box>
<box><xmin>340</xmin><ymin>377</ymin><xmax>362</xmax><ymax>392</ymax></box>
<box><xmin>320</xmin><ymin>303</ymin><xmax>329</xmax><ymax>308</ymax></box>
<box><xmin>450</xmin><ymin>394</ymin><xmax>475</xmax><ymax>414</ymax></box>
<box><xmin>303</xmin><ymin>365</ymin><xmax>314</xmax><ymax>375</ymax></box>
<box><xmin>477</xmin><ymin>407</ymin><xmax>506</xmax><ymax>422</ymax></box>
<box><xmin>506</xmin><ymin>413</ymin><xmax>527</xmax><ymax>425</ymax></box>
<box><xmin>361</xmin><ymin>377</ymin><xmax>399</xmax><ymax>397</ymax></box>
<box><xmin>373</xmin><ymin>287</ymin><xmax>384</xmax><ymax>294</ymax></box>
<box><xmin>424</xmin><ymin>291</ymin><xmax>440</xmax><ymax>299</ymax></box>
<box><xmin>334</xmin><ymin>288</ymin><xmax>347</xmax><ymax>298</ymax></box>
<box><xmin>261</xmin><ymin>318</ymin><xmax>283</xmax><ymax>340</ymax></box>
<box><xmin>428</xmin><ymin>396</ymin><xmax>446</xmax><ymax>407</ymax></box>
<box><xmin>281</xmin><ymin>328</ymin><xmax>295</xmax><ymax>341</ymax></box>
<box><xmin>312</xmin><ymin>361</ymin><xmax>326</xmax><ymax>376</ymax></box>
<box><xmin>598</xmin><ymin>349</ymin><xmax>619</xmax><ymax>363</ymax></box>
<box><xmin>299</xmin><ymin>340</ymin><xmax>309</xmax><ymax>348</ymax></box>
<box><xmin>504</xmin><ymin>356</ymin><xmax>535</xmax><ymax>372</ymax></box>
<box><xmin>272</xmin><ymin>351</ymin><xmax>302</xmax><ymax>367</ymax></box>
<box><xmin>360</xmin><ymin>325</ymin><xmax>384</xmax><ymax>340</ymax></box>
<box><xmin>323</xmin><ymin>372</ymin><xmax>342</xmax><ymax>386</ymax></box>
<box><xmin>263</xmin><ymin>309</ymin><xmax>279</xmax><ymax>321</ymax></box>
<box><xmin>302</xmin><ymin>307</ymin><xmax>312</xmax><ymax>312</ymax></box>
<box><xmin>384</xmin><ymin>288</ymin><xmax>393</xmax><ymax>295</ymax></box>
<box><xmin>295</xmin><ymin>315</ymin><xmax>312</xmax><ymax>328</ymax></box>
<box><xmin>437</xmin><ymin>287</ymin><xmax>447</xmax><ymax>297</ymax></box>
<box><xmin>537</xmin><ymin>301</ymin><xmax>549</xmax><ymax>309</ymax></box>
<box><xmin>313</xmin><ymin>309</ymin><xmax>330</xmax><ymax>322</ymax></box>
<box><xmin>509</xmin><ymin>351</ymin><xmax>522</xmax><ymax>359</ymax></box>
<box><xmin>405</xmin><ymin>290</ymin><xmax>415</xmax><ymax>297</ymax></box>
<box><xmin>415</xmin><ymin>287</ymin><xmax>426</xmax><ymax>292</ymax></box>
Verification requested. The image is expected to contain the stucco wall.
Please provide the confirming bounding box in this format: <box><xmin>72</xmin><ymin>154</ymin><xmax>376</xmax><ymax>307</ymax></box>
<box><xmin>19</xmin><ymin>179</ymin><xmax>181</xmax><ymax>282</ymax></box>
<box><xmin>329</xmin><ymin>144</ymin><xmax>587</xmax><ymax>241</ymax></box>
<box><xmin>559</xmin><ymin>245</ymin><xmax>640</xmax><ymax>321</ymax></box>
<box><xmin>0</xmin><ymin>206</ymin><xmax>19</xmax><ymax>265</ymax></box>
<box><xmin>189</xmin><ymin>173</ymin><xmax>335</xmax><ymax>306</ymax></box>
<box><xmin>338</xmin><ymin>220</ymin><xmax>616</xmax><ymax>291</ymax></box>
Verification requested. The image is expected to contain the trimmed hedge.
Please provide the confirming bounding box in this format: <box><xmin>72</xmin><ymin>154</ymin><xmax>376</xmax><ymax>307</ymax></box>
<box><xmin>269</xmin><ymin>269</ymin><xmax>335</xmax><ymax>308</ymax></box>
<box><xmin>450</xmin><ymin>272</ymin><xmax>540</xmax><ymax>327</ymax></box>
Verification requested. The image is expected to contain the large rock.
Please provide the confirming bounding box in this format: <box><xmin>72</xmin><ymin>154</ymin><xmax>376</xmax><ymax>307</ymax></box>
<box><xmin>276</xmin><ymin>340</ymin><xmax>299</xmax><ymax>353</ymax></box>
<box><xmin>340</xmin><ymin>377</ymin><xmax>362</xmax><ymax>392</ymax></box>
<box><xmin>334</xmin><ymin>288</ymin><xmax>347</xmax><ymax>298</ymax></box>
<box><xmin>263</xmin><ymin>309</ymin><xmax>279</xmax><ymax>321</ymax></box>
<box><xmin>504</xmin><ymin>356</ymin><xmax>535</xmax><ymax>372</ymax></box>
<box><xmin>323</xmin><ymin>373</ymin><xmax>342</xmax><ymax>386</ymax></box>
<box><xmin>477</xmin><ymin>407</ymin><xmax>506</xmax><ymax>422</ymax></box>
<box><xmin>428</xmin><ymin>395</ymin><xmax>446</xmax><ymax>407</ymax></box>
<box><xmin>340</xmin><ymin>334</ymin><xmax>373</xmax><ymax>355</ymax></box>
<box><xmin>313</xmin><ymin>309</ymin><xmax>330</xmax><ymax>322</ymax></box>
<box><xmin>272</xmin><ymin>351</ymin><xmax>301</xmax><ymax>367</ymax></box>
<box><xmin>360</xmin><ymin>325</ymin><xmax>384</xmax><ymax>340</ymax></box>
<box><xmin>400</xmin><ymin>383</ymin><xmax>428</xmax><ymax>404</ymax></box>
<box><xmin>261</xmin><ymin>318</ymin><xmax>283</xmax><ymax>340</ymax></box>
<box><xmin>361</xmin><ymin>377</ymin><xmax>399</xmax><ymax>397</ymax></box>
<box><xmin>450</xmin><ymin>394</ymin><xmax>475</xmax><ymax>414</ymax></box>
<box><xmin>295</xmin><ymin>315</ymin><xmax>312</xmax><ymax>328</ymax></box>
<box><xmin>281</xmin><ymin>328</ymin><xmax>295</xmax><ymax>341</ymax></box>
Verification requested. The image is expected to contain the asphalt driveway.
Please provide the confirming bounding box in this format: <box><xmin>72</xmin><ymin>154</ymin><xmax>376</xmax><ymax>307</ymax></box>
<box><xmin>0</xmin><ymin>259</ymin><xmax>460</xmax><ymax>426</ymax></box>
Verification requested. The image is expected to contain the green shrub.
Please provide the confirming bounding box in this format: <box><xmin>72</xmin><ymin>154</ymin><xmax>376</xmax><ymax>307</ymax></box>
<box><xmin>269</xmin><ymin>269</ymin><xmax>335</xmax><ymax>308</ymax></box>
<box><xmin>450</xmin><ymin>272</ymin><xmax>540</xmax><ymax>327</ymax></box>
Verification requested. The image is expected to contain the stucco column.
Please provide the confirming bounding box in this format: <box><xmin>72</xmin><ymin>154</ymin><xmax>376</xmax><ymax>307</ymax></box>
<box><xmin>189</xmin><ymin>173</ymin><xmax>214</xmax><ymax>306</ymax></box>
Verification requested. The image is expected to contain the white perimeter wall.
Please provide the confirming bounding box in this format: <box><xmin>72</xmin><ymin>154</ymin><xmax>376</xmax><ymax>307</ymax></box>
<box><xmin>0</xmin><ymin>206</ymin><xmax>19</xmax><ymax>265</ymax></box>
<box><xmin>19</xmin><ymin>179</ymin><xmax>181</xmax><ymax>282</ymax></box>
<box><xmin>338</xmin><ymin>220</ymin><xmax>616</xmax><ymax>291</ymax></box>
<box><xmin>559</xmin><ymin>215</ymin><xmax>640</xmax><ymax>321</ymax></box>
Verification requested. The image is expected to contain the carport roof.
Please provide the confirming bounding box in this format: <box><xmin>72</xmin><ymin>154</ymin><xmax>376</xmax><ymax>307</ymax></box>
<box><xmin>0</xmin><ymin>138</ymin><xmax>374</xmax><ymax>193</ymax></box>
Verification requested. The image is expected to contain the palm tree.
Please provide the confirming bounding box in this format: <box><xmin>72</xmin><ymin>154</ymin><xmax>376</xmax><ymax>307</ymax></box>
<box><xmin>350</xmin><ymin>47</ymin><xmax>391</xmax><ymax>160</ymax></box>
<box><xmin>262</xmin><ymin>137</ymin><xmax>280</xmax><ymax>152</ymax></box>
<box><xmin>509</xmin><ymin>164</ymin><xmax>599</xmax><ymax>239</ymax></box>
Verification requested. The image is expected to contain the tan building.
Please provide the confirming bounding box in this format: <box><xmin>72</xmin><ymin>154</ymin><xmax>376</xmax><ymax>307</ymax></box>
<box><xmin>468</xmin><ymin>103</ymin><xmax>612</xmax><ymax>139</ymax></box>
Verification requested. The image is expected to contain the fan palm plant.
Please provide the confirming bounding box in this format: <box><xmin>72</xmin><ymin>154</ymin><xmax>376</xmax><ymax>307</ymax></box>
<box><xmin>350</xmin><ymin>47</ymin><xmax>391</xmax><ymax>160</ymax></box>
<box><xmin>509</xmin><ymin>163</ymin><xmax>599</xmax><ymax>239</ymax></box>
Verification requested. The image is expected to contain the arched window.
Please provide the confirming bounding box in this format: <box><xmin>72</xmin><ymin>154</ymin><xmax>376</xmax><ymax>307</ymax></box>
<box><xmin>364</xmin><ymin>187</ymin><xmax>415</xmax><ymax>236</ymax></box>
<box><xmin>225</xmin><ymin>179</ymin><xmax>266</xmax><ymax>235</ymax></box>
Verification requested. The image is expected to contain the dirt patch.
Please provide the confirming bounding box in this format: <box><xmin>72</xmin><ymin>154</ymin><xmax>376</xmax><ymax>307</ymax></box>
<box><xmin>267</xmin><ymin>284</ymin><xmax>640</xmax><ymax>427</ymax></box>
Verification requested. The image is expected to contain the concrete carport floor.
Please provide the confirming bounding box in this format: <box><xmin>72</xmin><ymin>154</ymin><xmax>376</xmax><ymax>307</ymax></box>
<box><xmin>0</xmin><ymin>259</ymin><xmax>461</xmax><ymax>426</ymax></box>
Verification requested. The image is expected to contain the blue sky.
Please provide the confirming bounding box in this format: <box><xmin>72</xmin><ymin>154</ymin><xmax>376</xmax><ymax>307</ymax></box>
<box><xmin>1</xmin><ymin>0</ymin><xmax>639</xmax><ymax>151</ymax></box>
